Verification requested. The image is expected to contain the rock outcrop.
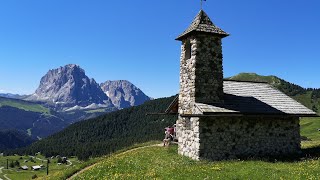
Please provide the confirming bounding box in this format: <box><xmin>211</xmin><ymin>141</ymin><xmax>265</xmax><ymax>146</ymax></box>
<box><xmin>100</xmin><ymin>80</ymin><xmax>151</xmax><ymax>109</ymax></box>
<box><xmin>26</xmin><ymin>64</ymin><xmax>113</xmax><ymax>109</ymax></box>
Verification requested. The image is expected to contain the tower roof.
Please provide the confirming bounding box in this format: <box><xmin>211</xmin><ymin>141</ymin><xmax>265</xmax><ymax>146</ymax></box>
<box><xmin>176</xmin><ymin>10</ymin><xmax>229</xmax><ymax>41</ymax></box>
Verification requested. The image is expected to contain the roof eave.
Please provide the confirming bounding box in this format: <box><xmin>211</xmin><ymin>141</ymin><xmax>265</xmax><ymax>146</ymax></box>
<box><xmin>180</xmin><ymin>113</ymin><xmax>319</xmax><ymax>118</ymax></box>
<box><xmin>175</xmin><ymin>31</ymin><xmax>229</xmax><ymax>41</ymax></box>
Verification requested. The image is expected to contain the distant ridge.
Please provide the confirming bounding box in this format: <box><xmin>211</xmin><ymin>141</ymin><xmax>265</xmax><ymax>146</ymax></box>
<box><xmin>0</xmin><ymin>93</ymin><xmax>27</xmax><ymax>99</ymax></box>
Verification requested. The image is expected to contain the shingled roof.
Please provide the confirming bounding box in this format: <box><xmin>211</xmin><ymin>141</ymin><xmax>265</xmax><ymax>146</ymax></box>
<box><xmin>176</xmin><ymin>10</ymin><xmax>229</xmax><ymax>41</ymax></box>
<box><xmin>166</xmin><ymin>80</ymin><xmax>318</xmax><ymax>117</ymax></box>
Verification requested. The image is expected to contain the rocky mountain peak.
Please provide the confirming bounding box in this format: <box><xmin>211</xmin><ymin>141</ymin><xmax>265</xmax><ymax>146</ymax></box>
<box><xmin>26</xmin><ymin>64</ymin><xmax>113</xmax><ymax>109</ymax></box>
<box><xmin>101</xmin><ymin>80</ymin><xmax>151</xmax><ymax>109</ymax></box>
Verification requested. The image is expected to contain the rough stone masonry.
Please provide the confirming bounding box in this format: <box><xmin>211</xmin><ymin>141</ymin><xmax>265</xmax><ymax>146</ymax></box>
<box><xmin>177</xmin><ymin>115</ymin><xmax>300</xmax><ymax>160</ymax></box>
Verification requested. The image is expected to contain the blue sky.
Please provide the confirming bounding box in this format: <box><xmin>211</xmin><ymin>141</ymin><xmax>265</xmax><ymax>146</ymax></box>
<box><xmin>0</xmin><ymin>0</ymin><xmax>319</xmax><ymax>98</ymax></box>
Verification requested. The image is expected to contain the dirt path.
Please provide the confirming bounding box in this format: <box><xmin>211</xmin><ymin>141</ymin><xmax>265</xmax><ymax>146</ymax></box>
<box><xmin>0</xmin><ymin>167</ymin><xmax>4</xmax><ymax>180</ymax></box>
<box><xmin>0</xmin><ymin>167</ymin><xmax>11</xmax><ymax>180</ymax></box>
<box><xmin>3</xmin><ymin>174</ymin><xmax>10</xmax><ymax>180</ymax></box>
<box><xmin>29</xmin><ymin>155</ymin><xmax>47</xmax><ymax>162</ymax></box>
<box><xmin>66</xmin><ymin>160</ymin><xmax>73</xmax><ymax>167</ymax></box>
<box><xmin>67</xmin><ymin>144</ymin><xmax>161</xmax><ymax>180</ymax></box>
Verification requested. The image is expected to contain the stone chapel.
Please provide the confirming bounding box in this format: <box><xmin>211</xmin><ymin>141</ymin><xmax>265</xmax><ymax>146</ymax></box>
<box><xmin>165</xmin><ymin>10</ymin><xmax>317</xmax><ymax>160</ymax></box>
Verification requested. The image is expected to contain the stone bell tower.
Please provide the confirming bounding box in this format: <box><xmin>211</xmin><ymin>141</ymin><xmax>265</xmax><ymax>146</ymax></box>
<box><xmin>177</xmin><ymin>10</ymin><xmax>229</xmax><ymax>115</ymax></box>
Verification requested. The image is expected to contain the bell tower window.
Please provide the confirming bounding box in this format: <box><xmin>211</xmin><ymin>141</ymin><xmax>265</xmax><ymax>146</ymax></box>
<box><xmin>185</xmin><ymin>40</ymin><xmax>191</xmax><ymax>60</ymax></box>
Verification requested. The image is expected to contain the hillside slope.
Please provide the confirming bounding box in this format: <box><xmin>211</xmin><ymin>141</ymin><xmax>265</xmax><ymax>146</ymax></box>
<box><xmin>228</xmin><ymin>73</ymin><xmax>320</xmax><ymax>114</ymax></box>
<box><xmin>18</xmin><ymin>96</ymin><xmax>177</xmax><ymax>160</ymax></box>
<box><xmin>0</xmin><ymin>130</ymin><xmax>35</xmax><ymax>150</ymax></box>
<box><xmin>74</xmin><ymin>145</ymin><xmax>320</xmax><ymax>179</ymax></box>
<box><xmin>0</xmin><ymin>97</ymin><xmax>67</xmax><ymax>139</ymax></box>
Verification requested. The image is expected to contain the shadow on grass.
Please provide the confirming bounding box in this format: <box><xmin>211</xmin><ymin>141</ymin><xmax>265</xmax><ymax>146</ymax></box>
<box><xmin>301</xmin><ymin>146</ymin><xmax>320</xmax><ymax>159</ymax></box>
<box><xmin>236</xmin><ymin>146</ymin><xmax>320</xmax><ymax>163</ymax></box>
<box><xmin>166</xmin><ymin>143</ymin><xmax>320</xmax><ymax>163</ymax></box>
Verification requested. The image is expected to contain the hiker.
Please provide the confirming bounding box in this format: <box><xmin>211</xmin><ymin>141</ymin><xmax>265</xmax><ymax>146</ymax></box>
<box><xmin>167</xmin><ymin>126</ymin><xmax>174</xmax><ymax>141</ymax></box>
<box><xmin>163</xmin><ymin>128</ymin><xmax>172</xmax><ymax>146</ymax></box>
<box><xmin>173</xmin><ymin>124</ymin><xmax>177</xmax><ymax>140</ymax></box>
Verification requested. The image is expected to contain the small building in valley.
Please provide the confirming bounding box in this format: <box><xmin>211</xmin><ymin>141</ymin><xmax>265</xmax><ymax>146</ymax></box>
<box><xmin>32</xmin><ymin>166</ymin><xmax>41</xmax><ymax>171</ymax></box>
<box><xmin>20</xmin><ymin>166</ymin><xmax>29</xmax><ymax>170</ymax></box>
<box><xmin>166</xmin><ymin>10</ymin><xmax>318</xmax><ymax>161</ymax></box>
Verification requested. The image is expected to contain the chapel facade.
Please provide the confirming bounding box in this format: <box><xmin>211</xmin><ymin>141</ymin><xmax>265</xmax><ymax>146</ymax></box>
<box><xmin>166</xmin><ymin>10</ymin><xmax>317</xmax><ymax>160</ymax></box>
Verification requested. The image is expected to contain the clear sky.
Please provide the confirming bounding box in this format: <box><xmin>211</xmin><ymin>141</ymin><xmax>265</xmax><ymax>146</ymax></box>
<box><xmin>0</xmin><ymin>0</ymin><xmax>319</xmax><ymax>98</ymax></box>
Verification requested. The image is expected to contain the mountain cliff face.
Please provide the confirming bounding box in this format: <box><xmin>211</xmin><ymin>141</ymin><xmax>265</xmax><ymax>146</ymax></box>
<box><xmin>100</xmin><ymin>80</ymin><xmax>151</xmax><ymax>109</ymax></box>
<box><xmin>26</xmin><ymin>64</ymin><xmax>113</xmax><ymax>109</ymax></box>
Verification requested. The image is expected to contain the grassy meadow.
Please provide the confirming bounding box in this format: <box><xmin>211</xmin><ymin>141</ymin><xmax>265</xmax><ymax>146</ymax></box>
<box><xmin>75</xmin><ymin>145</ymin><xmax>320</xmax><ymax>180</ymax></box>
<box><xmin>0</xmin><ymin>154</ymin><xmax>97</xmax><ymax>180</ymax></box>
<box><xmin>0</xmin><ymin>98</ymin><xmax>50</xmax><ymax>114</ymax></box>
<box><xmin>301</xmin><ymin>117</ymin><xmax>320</xmax><ymax>148</ymax></box>
<box><xmin>0</xmin><ymin>118</ymin><xmax>319</xmax><ymax>179</ymax></box>
<box><xmin>74</xmin><ymin>117</ymin><xmax>320</xmax><ymax>180</ymax></box>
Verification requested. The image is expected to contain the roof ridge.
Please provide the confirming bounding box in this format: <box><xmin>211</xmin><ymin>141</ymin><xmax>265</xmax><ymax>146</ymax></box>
<box><xmin>223</xmin><ymin>79</ymin><xmax>269</xmax><ymax>84</ymax></box>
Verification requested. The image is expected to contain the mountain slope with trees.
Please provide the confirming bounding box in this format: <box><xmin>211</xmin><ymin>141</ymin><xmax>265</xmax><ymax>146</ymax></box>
<box><xmin>0</xmin><ymin>97</ymin><xmax>68</xmax><ymax>139</ymax></box>
<box><xmin>16</xmin><ymin>96</ymin><xmax>177</xmax><ymax>160</ymax></box>
<box><xmin>0</xmin><ymin>130</ymin><xmax>35</xmax><ymax>150</ymax></box>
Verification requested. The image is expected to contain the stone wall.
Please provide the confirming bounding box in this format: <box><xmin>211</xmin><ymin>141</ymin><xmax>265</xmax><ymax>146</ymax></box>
<box><xmin>179</xmin><ymin>37</ymin><xmax>196</xmax><ymax>115</ymax></box>
<box><xmin>178</xmin><ymin>34</ymin><xmax>224</xmax><ymax>115</ymax></box>
<box><xmin>177</xmin><ymin>116</ymin><xmax>301</xmax><ymax>161</ymax></box>
<box><xmin>176</xmin><ymin>105</ymin><xmax>202</xmax><ymax>160</ymax></box>
<box><xmin>194</xmin><ymin>34</ymin><xmax>224</xmax><ymax>104</ymax></box>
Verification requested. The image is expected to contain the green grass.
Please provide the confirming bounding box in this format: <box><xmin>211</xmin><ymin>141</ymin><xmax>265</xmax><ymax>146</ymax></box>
<box><xmin>0</xmin><ymin>154</ymin><xmax>94</xmax><ymax>180</ymax></box>
<box><xmin>75</xmin><ymin>145</ymin><xmax>320</xmax><ymax>180</ymax></box>
<box><xmin>301</xmin><ymin>117</ymin><xmax>320</xmax><ymax>148</ymax></box>
<box><xmin>0</xmin><ymin>99</ymin><xmax>50</xmax><ymax>114</ymax></box>
<box><xmin>0</xmin><ymin>142</ymin><xmax>160</xmax><ymax>180</ymax></box>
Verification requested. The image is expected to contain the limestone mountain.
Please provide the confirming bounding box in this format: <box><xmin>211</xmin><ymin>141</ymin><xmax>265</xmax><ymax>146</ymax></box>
<box><xmin>100</xmin><ymin>80</ymin><xmax>151</xmax><ymax>109</ymax></box>
<box><xmin>26</xmin><ymin>64</ymin><xmax>114</xmax><ymax>110</ymax></box>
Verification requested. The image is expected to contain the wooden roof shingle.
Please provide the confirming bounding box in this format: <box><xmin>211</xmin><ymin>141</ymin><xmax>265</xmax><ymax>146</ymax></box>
<box><xmin>166</xmin><ymin>80</ymin><xmax>318</xmax><ymax>117</ymax></box>
<box><xmin>176</xmin><ymin>10</ymin><xmax>229</xmax><ymax>41</ymax></box>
